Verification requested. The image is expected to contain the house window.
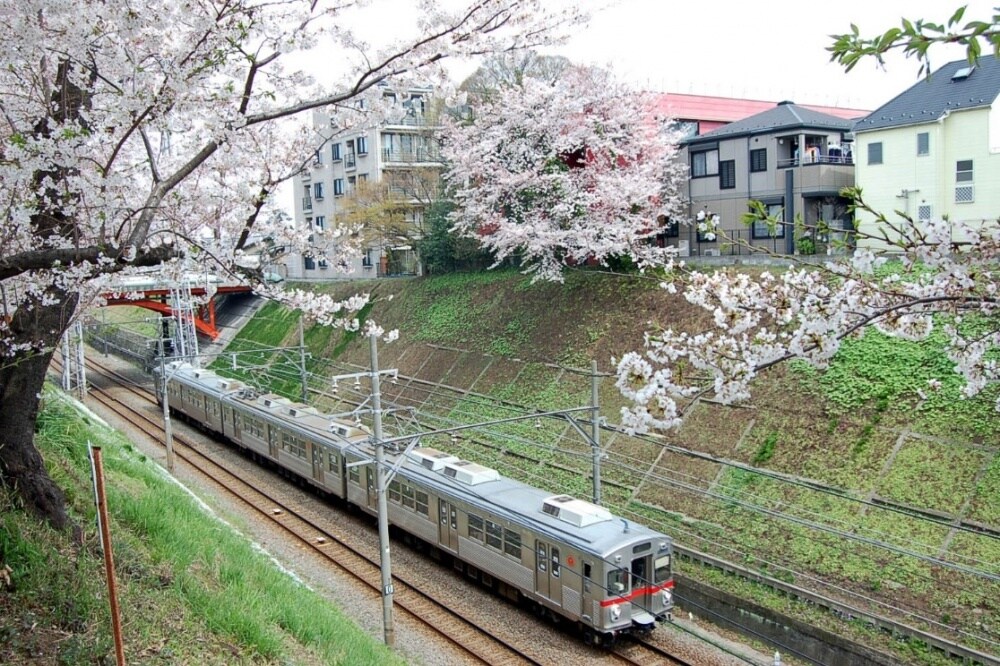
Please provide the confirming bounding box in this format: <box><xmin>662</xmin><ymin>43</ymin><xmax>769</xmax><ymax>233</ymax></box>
<box><xmin>750</xmin><ymin>148</ymin><xmax>767</xmax><ymax>172</ymax></box>
<box><xmin>691</xmin><ymin>149</ymin><xmax>718</xmax><ymax>177</ymax></box>
<box><xmin>331</xmin><ymin>143</ymin><xmax>342</xmax><ymax>161</ymax></box>
<box><xmin>867</xmin><ymin>142</ymin><xmax>883</xmax><ymax>165</ymax></box>
<box><xmin>362</xmin><ymin>248</ymin><xmax>374</xmax><ymax>268</ymax></box>
<box><xmin>303</xmin><ymin>257</ymin><xmax>316</xmax><ymax>270</ymax></box>
<box><xmin>917</xmin><ymin>132</ymin><xmax>929</xmax><ymax>156</ymax></box>
<box><xmin>955</xmin><ymin>159</ymin><xmax>974</xmax><ymax>203</ymax></box>
<box><xmin>357</xmin><ymin>136</ymin><xmax>368</xmax><ymax>155</ymax></box>
<box><xmin>719</xmin><ymin>160</ymin><xmax>736</xmax><ymax>189</ymax></box>
<box><xmin>318</xmin><ymin>258</ymin><xmax>328</xmax><ymax>269</ymax></box>
<box><xmin>751</xmin><ymin>202</ymin><xmax>786</xmax><ymax>239</ymax></box>
<box><xmin>314</xmin><ymin>216</ymin><xmax>325</xmax><ymax>230</ymax></box>
<box><xmin>333</xmin><ymin>178</ymin><xmax>344</xmax><ymax>196</ymax></box>
<box><xmin>313</xmin><ymin>182</ymin><xmax>324</xmax><ymax>200</ymax></box>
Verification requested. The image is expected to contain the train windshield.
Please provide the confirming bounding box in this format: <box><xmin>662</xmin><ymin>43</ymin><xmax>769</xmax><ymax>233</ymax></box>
<box><xmin>607</xmin><ymin>568</ymin><xmax>629</xmax><ymax>595</ymax></box>
<box><xmin>655</xmin><ymin>555</ymin><xmax>671</xmax><ymax>583</ymax></box>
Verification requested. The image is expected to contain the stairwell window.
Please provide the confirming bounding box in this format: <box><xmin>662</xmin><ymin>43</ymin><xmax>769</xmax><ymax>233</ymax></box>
<box><xmin>331</xmin><ymin>142</ymin><xmax>341</xmax><ymax>161</ymax></box>
<box><xmin>917</xmin><ymin>132</ymin><xmax>929</xmax><ymax>156</ymax></box>
<box><xmin>867</xmin><ymin>142</ymin><xmax>883</xmax><ymax>165</ymax></box>
<box><xmin>955</xmin><ymin>160</ymin><xmax>974</xmax><ymax>203</ymax></box>
<box><xmin>719</xmin><ymin>160</ymin><xmax>736</xmax><ymax>189</ymax></box>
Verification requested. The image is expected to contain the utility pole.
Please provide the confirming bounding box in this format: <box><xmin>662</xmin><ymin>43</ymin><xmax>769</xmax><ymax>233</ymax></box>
<box><xmin>370</xmin><ymin>334</ymin><xmax>395</xmax><ymax>647</ymax></box>
<box><xmin>591</xmin><ymin>360</ymin><xmax>602</xmax><ymax>505</ymax></box>
<box><xmin>159</xmin><ymin>338</ymin><xmax>175</xmax><ymax>472</ymax></box>
<box><xmin>299</xmin><ymin>317</ymin><xmax>308</xmax><ymax>403</ymax></box>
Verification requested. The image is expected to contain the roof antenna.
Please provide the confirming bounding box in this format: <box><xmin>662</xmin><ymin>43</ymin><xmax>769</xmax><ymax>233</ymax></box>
<box><xmin>621</xmin><ymin>519</ymin><xmax>630</xmax><ymax>534</ymax></box>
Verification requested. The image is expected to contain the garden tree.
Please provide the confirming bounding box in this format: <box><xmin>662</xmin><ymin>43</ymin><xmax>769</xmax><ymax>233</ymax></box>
<box><xmin>418</xmin><ymin>198</ymin><xmax>493</xmax><ymax>273</ymax></box>
<box><xmin>458</xmin><ymin>50</ymin><xmax>571</xmax><ymax>103</ymax></box>
<box><xmin>0</xmin><ymin>0</ymin><xmax>583</xmax><ymax>528</ymax></box>
<box><xmin>441</xmin><ymin>64</ymin><xmax>688</xmax><ymax>283</ymax></box>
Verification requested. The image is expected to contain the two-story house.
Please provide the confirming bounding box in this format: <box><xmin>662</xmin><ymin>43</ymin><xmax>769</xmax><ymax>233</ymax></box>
<box><xmin>287</xmin><ymin>86</ymin><xmax>442</xmax><ymax>280</ymax></box>
<box><xmin>673</xmin><ymin>102</ymin><xmax>859</xmax><ymax>257</ymax></box>
<box><xmin>853</xmin><ymin>57</ymin><xmax>1000</xmax><ymax>250</ymax></box>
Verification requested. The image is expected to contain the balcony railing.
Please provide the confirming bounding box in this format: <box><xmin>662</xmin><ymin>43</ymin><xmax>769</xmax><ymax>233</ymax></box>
<box><xmin>345</xmin><ymin>154</ymin><xmax>356</xmax><ymax>169</ymax></box>
<box><xmin>301</xmin><ymin>196</ymin><xmax>313</xmax><ymax>211</ymax></box>
<box><xmin>777</xmin><ymin>154</ymin><xmax>854</xmax><ymax>168</ymax></box>
<box><xmin>382</xmin><ymin>147</ymin><xmax>441</xmax><ymax>163</ymax></box>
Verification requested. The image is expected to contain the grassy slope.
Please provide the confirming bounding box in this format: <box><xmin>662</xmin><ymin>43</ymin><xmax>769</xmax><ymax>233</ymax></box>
<box><xmin>218</xmin><ymin>267</ymin><xmax>999</xmax><ymax>665</ymax></box>
<box><xmin>0</xmin><ymin>390</ymin><xmax>404</xmax><ymax>666</ymax></box>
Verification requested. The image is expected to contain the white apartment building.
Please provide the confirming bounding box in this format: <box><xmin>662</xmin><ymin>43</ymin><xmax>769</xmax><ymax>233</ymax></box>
<box><xmin>285</xmin><ymin>86</ymin><xmax>442</xmax><ymax>280</ymax></box>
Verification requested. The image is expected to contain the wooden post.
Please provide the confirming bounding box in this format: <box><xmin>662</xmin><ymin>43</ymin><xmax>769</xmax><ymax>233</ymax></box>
<box><xmin>89</xmin><ymin>444</ymin><xmax>126</xmax><ymax>666</ymax></box>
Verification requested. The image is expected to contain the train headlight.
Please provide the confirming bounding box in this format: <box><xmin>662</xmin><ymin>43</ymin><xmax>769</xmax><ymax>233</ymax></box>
<box><xmin>661</xmin><ymin>589</ymin><xmax>672</xmax><ymax>605</ymax></box>
<box><xmin>610</xmin><ymin>604</ymin><xmax>622</xmax><ymax>621</ymax></box>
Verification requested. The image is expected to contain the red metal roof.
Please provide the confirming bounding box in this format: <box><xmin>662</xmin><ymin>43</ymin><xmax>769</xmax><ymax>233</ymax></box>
<box><xmin>649</xmin><ymin>92</ymin><xmax>869</xmax><ymax>124</ymax></box>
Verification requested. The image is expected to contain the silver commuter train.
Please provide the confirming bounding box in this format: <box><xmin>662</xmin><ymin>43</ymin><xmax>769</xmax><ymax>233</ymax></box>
<box><xmin>158</xmin><ymin>362</ymin><xmax>675</xmax><ymax>643</ymax></box>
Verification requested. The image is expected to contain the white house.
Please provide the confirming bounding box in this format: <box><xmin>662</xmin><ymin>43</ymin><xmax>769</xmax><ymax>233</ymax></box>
<box><xmin>854</xmin><ymin>58</ymin><xmax>1000</xmax><ymax>249</ymax></box>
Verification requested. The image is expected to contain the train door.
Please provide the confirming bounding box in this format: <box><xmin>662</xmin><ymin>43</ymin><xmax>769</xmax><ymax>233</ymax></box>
<box><xmin>631</xmin><ymin>555</ymin><xmax>651</xmax><ymax>612</ymax></box>
<box><xmin>310</xmin><ymin>443</ymin><xmax>324</xmax><ymax>483</ymax></box>
<box><xmin>230</xmin><ymin>409</ymin><xmax>242</xmax><ymax>441</ymax></box>
<box><xmin>438</xmin><ymin>500</ymin><xmax>458</xmax><ymax>552</ymax></box>
<box><xmin>582</xmin><ymin>560</ymin><xmax>596</xmax><ymax>623</ymax></box>
<box><xmin>267</xmin><ymin>424</ymin><xmax>279</xmax><ymax>458</ymax></box>
<box><xmin>535</xmin><ymin>540</ymin><xmax>563</xmax><ymax>605</ymax></box>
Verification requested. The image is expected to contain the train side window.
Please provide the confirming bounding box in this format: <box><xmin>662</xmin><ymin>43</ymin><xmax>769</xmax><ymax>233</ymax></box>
<box><xmin>655</xmin><ymin>555</ymin><xmax>671</xmax><ymax>583</ymax></box>
<box><xmin>439</xmin><ymin>501</ymin><xmax>447</xmax><ymax>526</ymax></box>
<box><xmin>402</xmin><ymin>484</ymin><xmax>415</xmax><ymax>509</ymax></box>
<box><xmin>536</xmin><ymin>542</ymin><xmax>547</xmax><ymax>572</ymax></box>
<box><xmin>551</xmin><ymin>547</ymin><xmax>560</xmax><ymax>578</ymax></box>
<box><xmin>388</xmin><ymin>480</ymin><xmax>401</xmax><ymax>503</ymax></box>
<box><xmin>415</xmin><ymin>490</ymin><xmax>429</xmax><ymax>517</ymax></box>
<box><xmin>584</xmin><ymin>562</ymin><xmax>592</xmax><ymax>592</ymax></box>
<box><xmin>450</xmin><ymin>507</ymin><xmax>457</xmax><ymax>530</ymax></box>
<box><xmin>327</xmin><ymin>452</ymin><xmax>339</xmax><ymax>473</ymax></box>
<box><xmin>485</xmin><ymin>520</ymin><xmax>502</xmax><ymax>550</ymax></box>
<box><xmin>349</xmin><ymin>465</ymin><xmax>360</xmax><ymax>484</ymax></box>
<box><xmin>503</xmin><ymin>529</ymin><xmax>521</xmax><ymax>559</ymax></box>
<box><xmin>468</xmin><ymin>514</ymin><xmax>484</xmax><ymax>541</ymax></box>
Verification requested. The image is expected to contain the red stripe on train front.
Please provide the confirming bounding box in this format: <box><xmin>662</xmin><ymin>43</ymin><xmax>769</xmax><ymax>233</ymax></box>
<box><xmin>599</xmin><ymin>579</ymin><xmax>675</xmax><ymax>607</ymax></box>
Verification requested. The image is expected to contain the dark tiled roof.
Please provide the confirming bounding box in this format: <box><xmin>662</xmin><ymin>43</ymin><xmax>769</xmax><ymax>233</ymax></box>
<box><xmin>683</xmin><ymin>102</ymin><xmax>855</xmax><ymax>145</ymax></box>
<box><xmin>854</xmin><ymin>58</ymin><xmax>1000</xmax><ymax>133</ymax></box>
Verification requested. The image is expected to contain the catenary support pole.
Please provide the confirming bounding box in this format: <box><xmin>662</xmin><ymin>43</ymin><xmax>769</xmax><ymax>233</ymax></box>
<box><xmin>299</xmin><ymin>317</ymin><xmax>308</xmax><ymax>403</ymax></box>
<box><xmin>592</xmin><ymin>359</ymin><xmax>602</xmax><ymax>505</ymax></box>
<box><xmin>370</xmin><ymin>334</ymin><xmax>395</xmax><ymax>646</ymax></box>
<box><xmin>159</xmin><ymin>340</ymin><xmax>175</xmax><ymax>472</ymax></box>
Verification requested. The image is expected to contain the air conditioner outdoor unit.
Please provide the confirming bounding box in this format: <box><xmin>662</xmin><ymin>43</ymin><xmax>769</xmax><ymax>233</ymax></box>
<box><xmin>703</xmin><ymin>248</ymin><xmax>720</xmax><ymax>257</ymax></box>
<box><xmin>677</xmin><ymin>240</ymin><xmax>690</xmax><ymax>257</ymax></box>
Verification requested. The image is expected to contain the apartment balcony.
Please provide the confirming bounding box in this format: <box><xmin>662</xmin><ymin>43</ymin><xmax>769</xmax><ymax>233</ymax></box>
<box><xmin>382</xmin><ymin>147</ymin><xmax>441</xmax><ymax>164</ymax></box>
<box><xmin>301</xmin><ymin>196</ymin><xmax>313</xmax><ymax>211</ymax></box>
<box><xmin>774</xmin><ymin>157</ymin><xmax>854</xmax><ymax>195</ymax></box>
<box><xmin>344</xmin><ymin>154</ymin><xmax>356</xmax><ymax>169</ymax></box>
<box><xmin>383</xmin><ymin>111</ymin><xmax>440</xmax><ymax>129</ymax></box>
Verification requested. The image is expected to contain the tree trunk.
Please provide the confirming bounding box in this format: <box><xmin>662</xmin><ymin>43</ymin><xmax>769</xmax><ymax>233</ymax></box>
<box><xmin>0</xmin><ymin>289</ymin><xmax>76</xmax><ymax>530</ymax></box>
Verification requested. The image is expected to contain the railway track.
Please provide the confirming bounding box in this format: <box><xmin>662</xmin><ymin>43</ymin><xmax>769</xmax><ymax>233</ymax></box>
<box><xmin>66</xmin><ymin>357</ymin><xmax>700</xmax><ymax>666</ymax></box>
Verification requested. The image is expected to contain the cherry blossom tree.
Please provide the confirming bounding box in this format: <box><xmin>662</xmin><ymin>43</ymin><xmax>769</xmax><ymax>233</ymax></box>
<box><xmin>441</xmin><ymin>65</ymin><xmax>688</xmax><ymax>282</ymax></box>
<box><xmin>0</xmin><ymin>0</ymin><xmax>583</xmax><ymax>527</ymax></box>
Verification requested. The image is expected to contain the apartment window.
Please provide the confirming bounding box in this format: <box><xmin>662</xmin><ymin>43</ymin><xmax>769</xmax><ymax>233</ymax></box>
<box><xmin>362</xmin><ymin>248</ymin><xmax>374</xmax><ymax>269</ymax></box>
<box><xmin>691</xmin><ymin>148</ymin><xmax>718</xmax><ymax>177</ymax></box>
<box><xmin>318</xmin><ymin>258</ymin><xmax>328</xmax><ymax>269</ymax></box>
<box><xmin>345</xmin><ymin>139</ymin><xmax>356</xmax><ymax>168</ymax></box>
<box><xmin>917</xmin><ymin>132</ymin><xmax>929</xmax><ymax>156</ymax></box>
<box><xmin>750</xmin><ymin>148</ymin><xmax>767</xmax><ymax>172</ymax></box>
<box><xmin>867</xmin><ymin>142</ymin><xmax>883</xmax><ymax>165</ymax></box>
<box><xmin>313</xmin><ymin>150</ymin><xmax>322</xmax><ymax>165</ymax></box>
<box><xmin>303</xmin><ymin>257</ymin><xmax>316</xmax><ymax>270</ymax></box>
<box><xmin>333</xmin><ymin>178</ymin><xmax>344</xmax><ymax>196</ymax></box>
<box><xmin>314</xmin><ymin>216</ymin><xmax>325</xmax><ymax>230</ymax></box>
<box><xmin>347</xmin><ymin>175</ymin><xmax>356</xmax><ymax>193</ymax></box>
<box><xmin>358</xmin><ymin>173</ymin><xmax>368</xmax><ymax>183</ymax></box>
<box><xmin>751</xmin><ymin>201</ymin><xmax>786</xmax><ymax>239</ymax></box>
<box><xmin>331</xmin><ymin>143</ymin><xmax>341</xmax><ymax>161</ymax></box>
<box><xmin>313</xmin><ymin>182</ymin><xmax>324</xmax><ymax>200</ymax></box>
<box><xmin>357</xmin><ymin>136</ymin><xmax>368</xmax><ymax>155</ymax></box>
<box><xmin>719</xmin><ymin>160</ymin><xmax>736</xmax><ymax>189</ymax></box>
<box><xmin>955</xmin><ymin>159</ymin><xmax>974</xmax><ymax>203</ymax></box>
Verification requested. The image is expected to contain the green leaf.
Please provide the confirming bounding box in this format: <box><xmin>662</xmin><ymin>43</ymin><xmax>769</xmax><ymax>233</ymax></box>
<box><xmin>949</xmin><ymin>6</ymin><xmax>966</xmax><ymax>27</ymax></box>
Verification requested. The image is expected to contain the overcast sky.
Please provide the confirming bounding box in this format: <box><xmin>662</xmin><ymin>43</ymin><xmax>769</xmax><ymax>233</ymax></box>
<box><xmin>548</xmin><ymin>0</ymin><xmax>995</xmax><ymax>110</ymax></box>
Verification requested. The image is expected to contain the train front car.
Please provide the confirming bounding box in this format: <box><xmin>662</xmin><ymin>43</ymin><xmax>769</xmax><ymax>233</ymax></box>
<box><xmin>597</xmin><ymin>530</ymin><xmax>674</xmax><ymax>640</ymax></box>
